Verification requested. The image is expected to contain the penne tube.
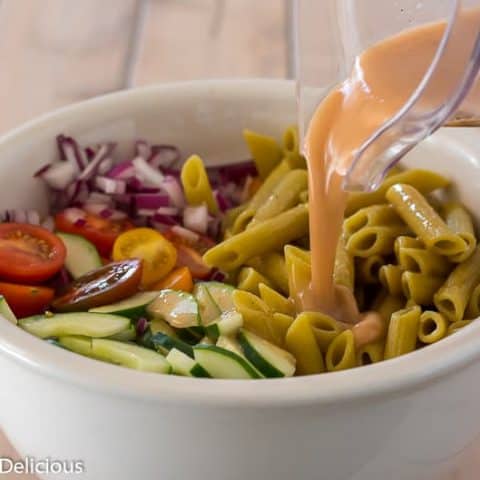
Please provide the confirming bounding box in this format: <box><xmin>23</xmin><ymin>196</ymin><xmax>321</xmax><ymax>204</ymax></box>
<box><xmin>222</xmin><ymin>205</ymin><xmax>246</xmax><ymax>231</ymax></box>
<box><xmin>282</xmin><ymin>125</ymin><xmax>306</xmax><ymax>169</ymax></box>
<box><xmin>258</xmin><ymin>283</ymin><xmax>295</xmax><ymax>316</ymax></box>
<box><xmin>346</xmin><ymin>169</ymin><xmax>450</xmax><ymax>216</ymax></box>
<box><xmin>325</xmin><ymin>330</ymin><xmax>357</xmax><ymax>372</ymax></box>
<box><xmin>299</xmin><ymin>190</ymin><xmax>309</xmax><ymax>204</ymax></box>
<box><xmin>434</xmin><ymin>246</ymin><xmax>480</xmax><ymax>321</ymax></box>
<box><xmin>285</xmin><ymin>312</ymin><xmax>325</xmax><ymax>375</ymax></box>
<box><xmin>249</xmin><ymin>169</ymin><xmax>308</xmax><ymax>227</ymax></box>
<box><xmin>466</xmin><ymin>283</ymin><xmax>480</xmax><ymax>319</ymax></box>
<box><xmin>356</xmin><ymin>340</ymin><xmax>385</xmax><ymax>366</ymax></box>
<box><xmin>418</xmin><ymin>311</ymin><xmax>448</xmax><ymax>344</ymax></box>
<box><xmin>379</xmin><ymin>265</ymin><xmax>404</xmax><ymax>296</ymax></box>
<box><xmin>284</xmin><ymin>245</ymin><xmax>312</xmax><ymax>308</ymax></box>
<box><xmin>334</xmin><ymin>234</ymin><xmax>355</xmax><ymax>291</ymax></box>
<box><xmin>344</xmin><ymin>205</ymin><xmax>403</xmax><ymax>237</ymax></box>
<box><xmin>448</xmin><ymin>319</ymin><xmax>472</xmax><ymax>335</ymax></box>
<box><xmin>394</xmin><ymin>236</ymin><xmax>423</xmax><ymax>260</ymax></box>
<box><xmin>397</xmin><ymin>246</ymin><xmax>451</xmax><ymax>276</ymax></box>
<box><xmin>384</xmin><ymin>306</ymin><xmax>422</xmax><ymax>359</ymax></box>
<box><xmin>237</xmin><ymin>267</ymin><xmax>272</xmax><ymax>295</ymax></box>
<box><xmin>303</xmin><ymin>311</ymin><xmax>345</xmax><ymax>352</ymax></box>
<box><xmin>386</xmin><ymin>184</ymin><xmax>467</xmax><ymax>258</ymax></box>
<box><xmin>204</xmin><ymin>204</ymin><xmax>309</xmax><ymax>271</ymax></box>
<box><xmin>248</xmin><ymin>252</ymin><xmax>289</xmax><ymax>295</ymax></box>
<box><xmin>180</xmin><ymin>155</ymin><xmax>218</xmax><ymax>214</ymax></box>
<box><xmin>372</xmin><ymin>293</ymin><xmax>405</xmax><ymax>326</ymax></box>
<box><xmin>243</xmin><ymin>129</ymin><xmax>283</xmax><ymax>179</ymax></box>
<box><xmin>271</xmin><ymin>313</ymin><xmax>295</xmax><ymax>347</ymax></box>
<box><xmin>346</xmin><ymin>225</ymin><xmax>409</xmax><ymax>258</ymax></box>
<box><xmin>357</xmin><ymin>255</ymin><xmax>384</xmax><ymax>284</ymax></box>
<box><xmin>401</xmin><ymin>272</ymin><xmax>444</xmax><ymax>306</ymax></box>
<box><xmin>442</xmin><ymin>202</ymin><xmax>477</xmax><ymax>262</ymax></box>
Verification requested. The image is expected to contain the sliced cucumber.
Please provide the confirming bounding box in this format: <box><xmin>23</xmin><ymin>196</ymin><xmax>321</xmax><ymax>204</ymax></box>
<box><xmin>204</xmin><ymin>282</ymin><xmax>236</xmax><ymax>313</ymax></box>
<box><xmin>150</xmin><ymin>318</ymin><xmax>177</xmax><ymax>337</ymax></box>
<box><xmin>193</xmin><ymin>344</ymin><xmax>261</xmax><ymax>379</ymax></box>
<box><xmin>19</xmin><ymin>312</ymin><xmax>129</xmax><ymax>339</ymax></box>
<box><xmin>238</xmin><ymin>329</ymin><xmax>296</xmax><ymax>378</ymax></box>
<box><xmin>108</xmin><ymin>325</ymin><xmax>136</xmax><ymax>342</ymax></box>
<box><xmin>147</xmin><ymin>290</ymin><xmax>200</xmax><ymax>328</ymax></box>
<box><xmin>205</xmin><ymin>311</ymin><xmax>243</xmax><ymax>341</ymax></box>
<box><xmin>198</xmin><ymin>336</ymin><xmax>214</xmax><ymax>345</ymax></box>
<box><xmin>0</xmin><ymin>296</ymin><xmax>17</xmax><ymax>324</ymax></box>
<box><xmin>194</xmin><ymin>283</ymin><xmax>221</xmax><ymax>325</ymax></box>
<box><xmin>150</xmin><ymin>332</ymin><xmax>194</xmax><ymax>358</ymax></box>
<box><xmin>216</xmin><ymin>335</ymin><xmax>263</xmax><ymax>377</ymax></box>
<box><xmin>59</xmin><ymin>335</ymin><xmax>93</xmax><ymax>356</ymax></box>
<box><xmin>89</xmin><ymin>291</ymin><xmax>160</xmax><ymax>319</ymax></box>
<box><xmin>166</xmin><ymin>348</ymin><xmax>210</xmax><ymax>377</ymax></box>
<box><xmin>57</xmin><ymin>232</ymin><xmax>102</xmax><ymax>279</ymax></box>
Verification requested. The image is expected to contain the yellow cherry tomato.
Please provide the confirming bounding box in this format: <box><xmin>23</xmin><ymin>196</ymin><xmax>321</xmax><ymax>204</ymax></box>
<box><xmin>112</xmin><ymin>228</ymin><xmax>177</xmax><ymax>287</ymax></box>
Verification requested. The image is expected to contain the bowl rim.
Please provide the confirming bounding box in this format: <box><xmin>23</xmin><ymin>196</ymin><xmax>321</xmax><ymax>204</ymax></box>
<box><xmin>0</xmin><ymin>78</ymin><xmax>479</xmax><ymax>408</ymax></box>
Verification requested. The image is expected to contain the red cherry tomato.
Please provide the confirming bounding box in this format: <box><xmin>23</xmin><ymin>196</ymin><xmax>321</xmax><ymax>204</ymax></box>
<box><xmin>0</xmin><ymin>223</ymin><xmax>66</xmax><ymax>283</ymax></box>
<box><xmin>0</xmin><ymin>282</ymin><xmax>54</xmax><ymax>318</ymax></box>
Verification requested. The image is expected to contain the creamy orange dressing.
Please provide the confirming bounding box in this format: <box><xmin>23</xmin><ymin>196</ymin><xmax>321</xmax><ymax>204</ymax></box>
<box><xmin>302</xmin><ymin>9</ymin><xmax>480</xmax><ymax>324</ymax></box>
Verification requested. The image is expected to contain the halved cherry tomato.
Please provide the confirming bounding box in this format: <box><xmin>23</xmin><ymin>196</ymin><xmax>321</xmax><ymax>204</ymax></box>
<box><xmin>151</xmin><ymin>266</ymin><xmax>193</xmax><ymax>292</ymax></box>
<box><xmin>0</xmin><ymin>223</ymin><xmax>66</xmax><ymax>283</ymax></box>
<box><xmin>175</xmin><ymin>244</ymin><xmax>211</xmax><ymax>279</ymax></box>
<box><xmin>0</xmin><ymin>282</ymin><xmax>54</xmax><ymax>318</ymax></box>
<box><xmin>163</xmin><ymin>228</ymin><xmax>215</xmax><ymax>255</ymax></box>
<box><xmin>55</xmin><ymin>210</ymin><xmax>133</xmax><ymax>257</ymax></box>
<box><xmin>112</xmin><ymin>228</ymin><xmax>177</xmax><ymax>287</ymax></box>
<box><xmin>52</xmin><ymin>259</ymin><xmax>142</xmax><ymax>312</ymax></box>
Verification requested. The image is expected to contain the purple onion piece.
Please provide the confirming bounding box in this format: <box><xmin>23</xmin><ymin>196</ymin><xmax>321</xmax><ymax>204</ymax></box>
<box><xmin>57</xmin><ymin>135</ymin><xmax>87</xmax><ymax>170</ymax></box>
<box><xmin>106</xmin><ymin>160</ymin><xmax>135</xmax><ymax>180</ymax></box>
<box><xmin>133</xmin><ymin>193</ymin><xmax>170</xmax><ymax>210</ymax></box>
<box><xmin>33</xmin><ymin>163</ymin><xmax>52</xmax><ymax>178</ymax></box>
<box><xmin>183</xmin><ymin>204</ymin><xmax>208</xmax><ymax>235</ymax></box>
<box><xmin>208</xmin><ymin>269</ymin><xmax>227</xmax><ymax>282</ymax></box>
<box><xmin>149</xmin><ymin>145</ymin><xmax>181</xmax><ymax>169</ymax></box>
<box><xmin>135</xmin><ymin>140</ymin><xmax>151</xmax><ymax>160</ymax></box>
<box><xmin>136</xmin><ymin>317</ymin><xmax>149</xmax><ymax>336</ymax></box>
<box><xmin>42</xmin><ymin>216</ymin><xmax>55</xmax><ymax>231</ymax></box>
<box><xmin>85</xmin><ymin>147</ymin><xmax>96</xmax><ymax>160</ymax></box>
<box><xmin>207</xmin><ymin>160</ymin><xmax>257</xmax><ymax>185</ymax></box>
<box><xmin>152</xmin><ymin>213</ymin><xmax>179</xmax><ymax>226</ymax></box>
<box><xmin>78</xmin><ymin>142</ymin><xmax>116</xmax><ymax>181</ymax></box>
<box><xmin>214</xmin><ymin>190</ymin><xmax>232</xmax><ymax>212</ymax></box>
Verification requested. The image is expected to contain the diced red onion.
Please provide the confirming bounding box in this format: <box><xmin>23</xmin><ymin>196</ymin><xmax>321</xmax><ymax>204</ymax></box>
<box><xmin>149</xmin><ymin>145</ymin><xmax>180</xmax><ymax>169</ymax></box>
<box><xmin>64</xmin><ymin>207</ymin><xmax>86</xmax><ymax>225</ymax></box>
<box><xmin>207</xmin><ymin>161</ymin><xmax>257</xmax><ymax>184</ymax></box>
<box><xmin>98</xmin><ymin>157</ymin><xmax>114</xmax><ymax>175</ymax></box>
<box><xmin>66</xmin><ymin>181</ymin><xmax>89</xmax><ymax>205</ymax></box>
<box><xmin>95</xmin><ymin>176</ymin><xmax>126</xmax><ymax>195</ymax></box>
<box><xmin>214</xmin><ymin>190</ymin><xmax>232</xmax><ymax>212</ymax></box>
<box><xmin>132</xmin><ymin>156</ymin><xmax>165</xmax><ymax>188</ymax></box>
<box><xmin>171</xmin><ymin>225</ymin><xmax>200</xmax><ymax>244</ymax></box>
<box><xmin>137</xmin><ymin>208</ymin><xmax>157</xmax><ymax>217</ymax></box>
<box><xmin>133</xmin><ymin>194</ymin><xmax>170</xmax><ymax>210</ymax></box>
<box><xmin>136</xmin><ymin>317</ymin><xmax>149</xmax><ymax>336</ymax></box>
<box><xmin>83</xmin><ymin>203</ymin><xmax>111</xmax><ymax>217</ymax></box>
<box><xmin>41</xmin><ymin>161</ymin><xmax>78</xmax><ymax>190</ymax></box>
<box><xmin>106</xmin><ymin>161</ymin><xmax>135</xmax><ymax>180</ymax></box>
<box><xmin>57</xmin><ymin>135</ymin><xmax>87</xmax><ymax>170</ymax></box>
<box><xmin>77</xmin><ymin>143</ymin><xmax>115</xmax><ymax>181</ymax></box>
<box><xmin>183</xmin><ymin>204</ymin><xmax>208</xmax><ymax>235</ymax></box>
<box><xmin>207</xmin><ymin>215</ymin><xmax>222</xmax><ymax>239</ymax></box>
<box><xmin>85</xmin><ymin>147</ymin><xmax>96</xmax><ymax>160</ymax></box>
<box><xmin>152</xmin><ymin>214</ymin><xmax>179</xmax><ymax>226</ymax></box>
<box><xmin>85</xmin><ymin>192</ymin><xmax>113</xmax><ymax>206</ymax></box>
<box><xmin>209</xmin><ymin>269</ymin><xmax>227</xmax><ymax>282</ymax></box>
<box><xmin>150</xmin><ymin>221</ymin><xmax>171</xmax><ymax>233</ymax></box>
<box><xmin>33</xmin><ymin>163</ymin><xmax>52</xmax><ymax>178</ymax></box>
<box><xmin>161</xmin><ymin>175</ymin><xmax>184</xmax><ymax>208</ymax></box>
<box><xmin>42</xmin><ymin>216</ymin><xmax>55</xmax><ymax>231</ymax></box>
<box><xmin>135</xmin><ymin>140</ymin><xmax>151</xmax><ymax>160</ymax></box>
<box><xmin>26</xmin><ymin>210</ymin><xmax>41</xmax><ymax>225</ymax></box>
<box><xmin>156</xmin><ymin>206</ymin><xmax>179</xmax><ymax>216</ymax></box>
<box><xmin>108</xmin><ymin>210</ymin><xmax>128</xmax><ymax>221</ymax></box>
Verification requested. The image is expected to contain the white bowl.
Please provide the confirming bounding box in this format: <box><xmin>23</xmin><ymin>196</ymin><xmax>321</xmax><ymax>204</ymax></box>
<box><xmin>1</xmin><ymin>80</ymin><xmax>480</xmax><ymax>480</ymax></box>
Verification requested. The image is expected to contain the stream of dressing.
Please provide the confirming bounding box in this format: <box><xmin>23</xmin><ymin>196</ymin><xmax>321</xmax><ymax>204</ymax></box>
<box><xmin>299</xmin><ymin>8</ymin><xmax>480</xmax><ymax>323</ymax></box>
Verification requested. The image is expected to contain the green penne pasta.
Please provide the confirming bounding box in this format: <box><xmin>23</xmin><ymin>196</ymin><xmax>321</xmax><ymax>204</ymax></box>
<box><xmin>344</xmin><ymin>205</ymin><xmax>403</xmax><ymax>237</ymax></box>
<box><xmin>394</xmin><ymin>236</ymin><xmax>423</xmax><ymax>260</ymax></box>
<box><xmin>345</xmin><ymin>169</ymin><xmax>450</xmax><ymax>216</ymax></box>
<box><xmin>334</xmin><ymin>234</ymin><xmax>355</xmax><ymax>291</ymax></box>
<box><xmin>285</xmin><ymin>312</ymin><xmax>325</xmax><ymax>375</ymax></box>
<box><xmin>372</xmin><ymin>293</ymin><xmax>405</xmax><ymax>326</ymax></box>
<box><xmin>384</xmin><ymin>306</ymin><xmax>422</xmax><ymax>359</ymax></box>
<box><xmin>282</xmin><ymin>125</ymin><xmax>306</xmax><ymax>169</ymax></box>
<box><xmin>299</xmin><ymin>190</ymin><xmax>309</xmax><ymax>204</ymax></box>
<box><xmin>325</xmin><ymin>330</ymin><xmax>356</xmax><ymax>372</ymax></box>
<box><xmin>247</xmin><ymin>252</ymin><xmax>289</xmax><ymax>295</ymax></box>
<box><xmin>222</xmin><ymin>205</ymin><xmax>246</xmax><ymax>231</ymax></box>
<box><xmin>448</xmin><ymin>319</ymin><xmax>472</xmax><ymax>335</ymax></box>
<box><xmin>386</xmin><ymin>184</ymin><xmax>467</xmax><ymax>258</ymax></box>
<box><xmin>284</xmin><ymin>245</ymin><xmax>311</xmax><ymax>307</ymax></box>
<box><xmin>386</xmin><ymin>165</ymin><xmax>404</xmax><ymax>177</ymax></box>
<box><xmin>272</xmin><ymin>313</ymin><xmax>295</xmax><ymax>347</ymax></box>
<box><xmin>180</xmin><ymin>154</ymin><xmax>218</xmax><ymax>214</ymax></box>
<box><xmin>379</xmin><ymin>265</ymin><xmax>404</xmax><ymax>297</ymax></box>
<box><xmin>397</xmin><ymin>246</ymin><xmax>451</xmax><ymax>276</ymax></box>
<box><xmin>237</xmin><ymin>267</ymin><xmax>272</xmax><ymax>295</ymax></box>
<box><xmin>243</xmin><ymin>129</ymin><xmax>283</xmax><ymax>179</ymax></box>
<box><xmin>442</xmin><ymin>202</ymin><xmax>477</xmax><ymax>262</ymax></box>
<box><xmin>355</xmin><ymin>286</ymin><xmax>367</xmax><ymax>312</ymax></box>
<box><xmin>357</xmin><ymin>255</ymin><xmax>384</xmax><ymax>284</ymax></box>
<box><xmin>418</xmin><ymin>311</ymin><xmax>448</xmax><ymax>344</ymax></box>
<box><xmin>346</xmin><ymin>225</ymin><xmax>409</xmax><ymax>258</ymax></box>
<box><xmin>434</xmin><ymin>246</ymin><xmax>480</xmax><ymax>321</ymax></box>
<box><xmin>356</xmin><ymin>340</ymin><xmax>385</xmax><ymax>365</ymax></box>
<box><xmin>249</xmin><ymin>169</ymin><xmax>308</xmax><ymax>227</ymax></box>
<box><xmin>258</xmin><ymin>283</ymin><xmax>295</xmax><ymax>316</ymax></box>
<box><xmin>466</xmin><ymin>284</ymin><xmax>480</xmax><ymax>319</ymax></box>
<box><xmin>303</xmin><ymin>311</ymin><xmax>345</xmax><ymax>352</ymax></box>
<box><xmin>401</xmin><ymin>272</ymin><xmax>444</xmax><ymax>306</ymax></box>
<box><xmin>204</xmin><ymin>204</ymin><xmax>309</xmax><ymax>271</ymax></box>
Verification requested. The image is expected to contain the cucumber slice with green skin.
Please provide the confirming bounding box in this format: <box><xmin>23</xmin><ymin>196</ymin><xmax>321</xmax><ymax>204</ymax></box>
<box><xmin>89</xmin><ymin>291</ymin><xmax>160</xmax><ymax>319</ymax></box>
<box><xmin>0</xmin><ymin>296</ymin><xmax>17</xmax><ymax>324</ymax></box>
<box><xmin>193</xmin><ymin>283</ymin><xmax>221</xmax><ymax>326</ymax></box>
<box><xmin>238</xmin><ymin>329</ymin><xmax>296</xmax><ymax>378</ymax></box>
<box><xmin>216</xmin><ymin>335</ymin><xmax>263</xmax><ymax>377</ymax></box>
<box><xmin>91</xmin><ymin>339</ymin><xmax>171</xmax><ymax>373</ymax></box>
<box><xmin>45</xmin><ymin>338</ymin><xmax>68</xmax><ymax>349</ymax></box>
<box><xmin>59</xmin><ymin>335</ymin><xmax>93</xmax><ymax>356</ymax></box>
<box><xmin>147</xmin><ymin>290</ymin><xmax>200</xmax><ymax>328</ymax></box>
<box><xmin>151</xmin><ymin>332</ymin><xmax>194</xmax><ymax>358</ymax></box>
<box><xmin>198</xmin><ymin>336</ymin><xmax>214</xmax><ymax>345</ymax></box>
<box><xmin>19</xmin><ymin>312</ymin><xmax>129</xmax><ymax>339</ymax></box>
<box><xmin>202</xmin><ymin>282</ymin><xmax>236</xmax><ymax>313</ymax></box>
<box><xmin>205</xmin><ymin>311</ymin><xmax>243</xmax><ymax>341</ymax></box>
<box><xmin>166</xmin><ymin>348</ymin><xmax>210</xmax><ymax>377</ymax></box>
<box><xmin>108</xmin><ymin>325</ymin><xmax>136</xmax><ymax>342</ymax></box>
<box><xmin>193</xmin><ymin>344</ymin><xmax>261</xmax><ymax>379</ymax></box>
<box><xmin>150</xmin><ymin>318</ymin><xmax>177</xmax><ymax>337</ymax></box>
<box><xmin>57</xmin><ymin>232</ymin><xmax>102</xmax><ymax>279</ymax></box>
